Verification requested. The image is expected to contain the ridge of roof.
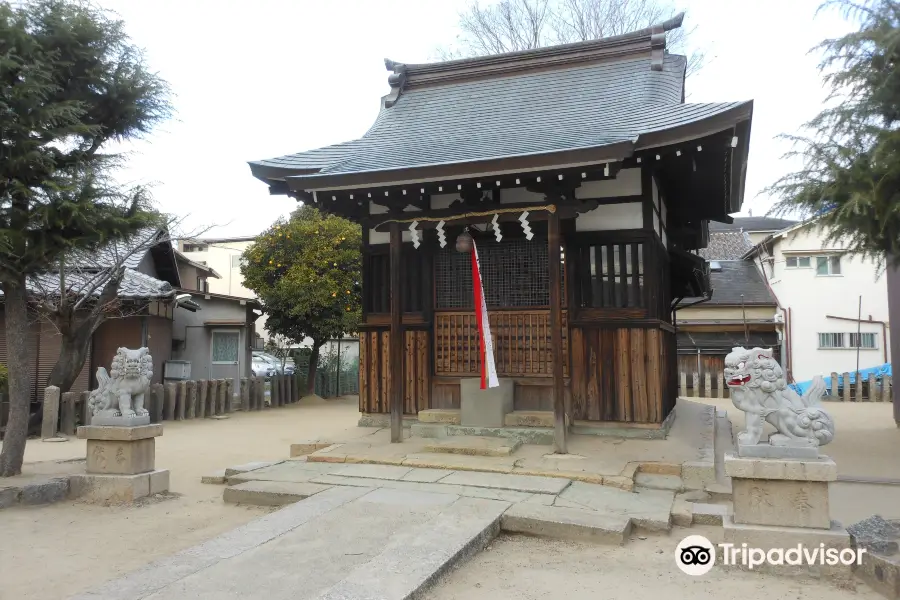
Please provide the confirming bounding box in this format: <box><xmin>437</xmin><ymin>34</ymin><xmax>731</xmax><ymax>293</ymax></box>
<box><xmin>382</xmin><ymin>13</ymin><xmax>684</xmax><ymax>107</ymax></box>
<box><xmin>174</xmin><ymin>248</ymin><xmax>222</xmax><ymax>279</ymax></box>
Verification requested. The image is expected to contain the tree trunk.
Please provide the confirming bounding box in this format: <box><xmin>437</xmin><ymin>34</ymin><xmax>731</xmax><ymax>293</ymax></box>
<box><xmin>46</xmin><ymin>320</ymin><xmax>94</xmax><ymax>393</ymax></box>
<box><xmin>306</xmin><ymin>342</ymin><xmax>322</xmax><ymax>397</ymax></box>
<box><xmin>0</xmin><ymin>275</ymin><xmax>32</xmax><ymax>476</ymax></box>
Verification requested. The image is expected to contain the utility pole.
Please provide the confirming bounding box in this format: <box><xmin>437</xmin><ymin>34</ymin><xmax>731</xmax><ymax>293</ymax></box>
<box><xmin>856</xmin><ymin>295</ymin><xmax>862</xmax><ymax>379</ymax></box>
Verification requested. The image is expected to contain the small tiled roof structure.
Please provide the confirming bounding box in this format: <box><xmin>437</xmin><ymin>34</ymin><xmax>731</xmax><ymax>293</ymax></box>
<box><xmin>706</xmin><ymin>261</ymin><xmax>776</xmax><ymax>306</ymax></box>
<box><xmin>249</xmin><ymin>12</ymin><xmax>753</xmax><ymax>225</ymax></box>
<box><xmin>698</xmin><ymin>231</ymin><xmax>754</xmax><ymax>261</ymax></box>
<box><xmin>709</xmin><ymin>216</ymin><xmax>797</xmax><ymax>233</ymax></box>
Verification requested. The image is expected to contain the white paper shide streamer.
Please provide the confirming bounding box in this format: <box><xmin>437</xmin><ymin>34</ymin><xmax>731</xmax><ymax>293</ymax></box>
<box><xmin>409</xmin><ymin>221</ymin><xmax>420</xmax><ymax>248</ymax></box>
<box><xmin>519</xmin><ymin>211</ymin><xmax>533</xmax><ymax>240</ymax></box>
<box><xmin>491</xmin><ymin>214</ymin><xmax>502</xmax><ymax>242</ymax></box>
<box><xmin>436</xmin><ymin>220</ymin><xmax>446</xmax><ymax>248</ymax></box>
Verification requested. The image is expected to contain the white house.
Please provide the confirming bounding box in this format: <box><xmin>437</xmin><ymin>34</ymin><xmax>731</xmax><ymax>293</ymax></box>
<box><xmin>745</xmin><ymin>219</ymin><xmax>890</xmax><ymax>382</ymax></box>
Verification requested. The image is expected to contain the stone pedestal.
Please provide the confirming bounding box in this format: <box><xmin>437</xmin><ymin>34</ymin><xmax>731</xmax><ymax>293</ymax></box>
<box><xmin>460</xmin><ymin>378</ymin><xmax>514</xmax><ymax>428</ymax></box>
<box><xmin>70</xmin><ymin>424</ymin><xmax>169</xmax><ymax>503</ymax></box>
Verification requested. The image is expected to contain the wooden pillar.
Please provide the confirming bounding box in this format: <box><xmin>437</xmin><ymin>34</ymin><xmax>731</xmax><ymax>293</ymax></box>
<box><xmin>548</xmin><ymin>211</ymin><xmax>567</xmax><ymax>453</ymax></box>
<box><xmin>389</xmin><ymin>221</ymin><xmax>404</xmax><ymax>442</ymax></box>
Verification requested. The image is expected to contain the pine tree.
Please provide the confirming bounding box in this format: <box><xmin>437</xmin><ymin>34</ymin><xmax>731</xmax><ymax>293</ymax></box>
<box><xmin>0</xmin><ymin>0</ymin><xmax>170</xmax><ymax>475</ymax></box>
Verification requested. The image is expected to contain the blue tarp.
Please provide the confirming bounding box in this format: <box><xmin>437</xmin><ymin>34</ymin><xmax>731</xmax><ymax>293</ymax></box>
<box><xmin>789</xmin><ymin>363</ymin><xmax>892</xmax><ymax>396</ymax></box>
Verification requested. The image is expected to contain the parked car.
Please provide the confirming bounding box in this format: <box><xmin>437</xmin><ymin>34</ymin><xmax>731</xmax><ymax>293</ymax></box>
<box><xmin>251</xmin><ymin>357</ymin><xmax>275</xmax><ymax>377</ymax></box>
<box><xmin>253</xmin><ymin>351</ymin><xmax>295</xmax><ymax>375</ymax></box>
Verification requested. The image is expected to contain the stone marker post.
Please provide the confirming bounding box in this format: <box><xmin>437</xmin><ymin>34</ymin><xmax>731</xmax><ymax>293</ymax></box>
<box><xmin>80</xmin><ymin>390</ymin><xmax>91</xmax><ymax>427</ymax></box>
<box><xmin>177</xmin><ymin>381</ymin><xmax>187</xmax><ymax>420</ymax></box>
<box><xmin>703</xmin><ymin>373</ymin><xmax>712</xmax><ymax>398</ymax></box>
<box><xmin>842</xmin><ymin>373</ymin><xmax>851</xmax><ymax>402</ymax></box>
<box><xmin>856</xmin><ymin>373</ymin><xmax>863</xmax><ymax>403</ymax></box>
<box><xmin>225</xmin><ymin>379</ymin><xmax>234</xmax><ymax>413</ymax></box>
<box><xmin>272</xmin><ymin>375</ymin><xmax>280</xmax><ymax>407</ymax></box>
<box><xmin>198</xmin><ymin>380</ymin><xmax>208</xmax><ymax>418</ymax></box>
<box><xmin>41</xmin><ymin>386</ymin><xmax>61</xmax><ymax>440</ymax></box>
<box><xmin>150</xmin><ymin>384</ymin><xmax>164</xmax><ymax>423</ymax></box>
<box><xmin>718</xmin><ymin>373</ymin><xmax>726</xmax><ymax>399</ymax></box>
<box><xmin>187</xmin><ymin>380</ymin><xmax>197</xmax><ymax>419</ymax></box>
<box><xmin>692</xmin><ymin>372</ymin><xmax>700</xmax><ymax>397</ymax></box>
<box><xmin>867</xmin><ymin>373</ymin><xmax>876</xmax><ymax>403</ymax></box>
<box><xmin>679</xmin><ymin>372</ymin><xmax>687</xmax><ymax>397</ymax></box>
<box><xmin>255</xmin><ymin>377</ymin><xmax>264</xmax><ymax>409</ymax></box>
<box><xmin>60</xmin><ymin>391</ymin><xmax>78</xmax><ymax>436</ymax></box>
<box><xmin>164</xmin><ymin>383</ymin><xmax>177</xmax><ymax>421</ymax></box>
<box><xmin>883</xmin><ymin>375</ymin><xmax>892</xmax><ymax>403</ymax></box>
<box><xmin>240</xmin><ymin>378</ymin><xmax>249</xmax><ymax>412</ymax></box>
<box><xmin>831</xmin><ymin>372</ymin><xmax>839</xmax><ymax>398</ymax></box>
<box><xmin>282</xmin><ymin>374</ymin><xmax>289</xmax><ymax>404</ymax></box>
<box><xmin>289</xmin><ymin>374</ymin><xmax>296</xmax><ymax>403</ymax></box>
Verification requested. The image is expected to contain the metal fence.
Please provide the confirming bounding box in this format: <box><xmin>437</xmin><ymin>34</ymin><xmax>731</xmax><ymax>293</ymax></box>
<box><xmin>294</xmin><ymin>340</ymin><xmax>360</xmax><ymax>398</ymax></box>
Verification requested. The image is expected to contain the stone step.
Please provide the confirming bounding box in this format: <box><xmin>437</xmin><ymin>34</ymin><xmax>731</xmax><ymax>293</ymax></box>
<box><xmin>692</xmin><ymin>502</ymin><xmax>729</xmax><ymax>525</ymax></box>
<box><xmin>501</xmin><ymin>502</ymin><xmax>632</xmax><ymax>545</ymax></box>
<box><xmin>224</xmin><ymin>461</ymin><xmax>282</xmax><ymax>478</ymax></box>
<box><xmin>223</xmin><ymin>480</ymin><xmax>332</xmax><ymax>506</ymax></box>
<box><xmin>201</xmin><ymin>469</ymin><xmax>227</xmax><ymax>484</ymax></box>
<box><xmin>635</xmin><ymin>472</ymin><xmax>684</xmax><ymax>491</ymax></box>
<box><xmin>424</xmin><ymin>436</ymin><xmax>521</xmax><ymax>457</ymax></box>
<box><xmin>504</xmin><ymin>410</ymin><xmax>553</xmax><ymax>428</ymax></box>
<box><xmin>418</xmin><ymin>409</ymin><xmax>461</xmax><ymax>425</ymax></box>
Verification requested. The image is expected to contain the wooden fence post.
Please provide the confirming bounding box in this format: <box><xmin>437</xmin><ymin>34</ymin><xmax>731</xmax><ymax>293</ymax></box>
<box><xmin>215</xmin><ymin>379</ymin><xmax>224</xmax><ymax>415</ymax></box>
<box><xmin>704</xmin><ymin>372</ymin><xmax>712</xmax><ymax>398</ymax></box>
<box><xmin>251</xmin><ymin>377</ymin><xmax>259</xmax><ymax>410</ymax></box>
<box><xmin>186</xmin><ymin>380</ymin><xmax>197</xmax><ymax>418</ymax></box>
<box><xmin>208</xmin><ymin>379</ymin><xmax>218</xmax><ymax>415</ymax></box>
<box><xmin>225</xmin><ymin>379</ymin><xmax>234</xmax><ymax>413</ymax></box>
<box><xmin>291</xmin><ymin>374</ymin><xmax>297</xmax><ymax>403</ymax></box>
<box><xmin>197</xmin><ymin>380</ymin><xmax>208</xmax><ymax>418</ymax></box>
<box><xmin>151</xmin><ymin>383</ymin><xmax>164</xmax><ymax>423</ymax></box>
<box><xmin>60</xmin><ymin>391</ymin><xmax>77</xmax><ymax>436</ymax></box>
<box><xmin>867</xmin><ymin>373</ymin><xmax>876</xmax><ymax>402</ymax></box>
<box><xmin>831</xmin><ymin>373</ymin><xmax>839</xmax><ymax>399</ymax></box>
<box><xmin>41</xmin><ymin>386</ymin><xmax>60</xmax><ymax>440</ymax></box>
<box><xmin>272</xmin><ymin>375</ymin><xmax>281</xmax><ymax>407</ymax></box>
<box><xmin>883</xmin><ymin>376</ymin><xmax>892</xmax><ymax>403</ymax></box>
<box><xmin>692</xmin><ymin>372</ymin><xmax>700</xmax><ymax>398</ymax></box>
<box><xmin>177</xmin><ymin>381</ymin><xmax>187</xmax><ymax>420</ymax></box>
<box><xmin>855</xmin><ymin>373</ymin><xmax>863</xmax><ymax>403</ymax></box>
<box><xmin>679</xmin><ymin>372</ymin><xmax>687</xmax><ymax>397</ymax></box>
<box><xmin>240</xmin><ymin>378</ymin><xmax>249</xmax><ymax>412</ymax></box>
<box><xmin>841</xmin><ymin>373</ymin><xmax>850</xmax><ymax>402</ymax></box>
<box><xmin>717</xmin><ymin>372</ymin><xmax>726</xmax><ymax>398</ymax></box>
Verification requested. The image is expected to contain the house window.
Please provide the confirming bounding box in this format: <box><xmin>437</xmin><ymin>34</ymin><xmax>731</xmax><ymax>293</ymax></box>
<box><xmin>849</xmin><ymin>332</ymin><xmax>877</xmax><ymax>349</ymax></box>
<box><xmin>816</xmin><ymin>256</ymin><xmax>841</xmax><ymax>276</ymax></box>
<box><xmin>786</xmin><ymin>256</ymin><xmax>811</xmax><ymax>268</ymax></box>
<box><xmin>183</xmin><ymin>243</ymin><xmax>207</xmax><ymax>252</ymax></box>
<box><xmin>211</xmin><ymin>331</ymin><xmax>240</xmax><ymax>364</ymax></box>
<box><xmin>196</xmin><ymin>277</ymin><xmax>209</xmax><ymax>293</ymax></box>
<box><xmin>818</xmin><ymin>333</ymin><xmax>845</xmax><ymax>349</ymax></box>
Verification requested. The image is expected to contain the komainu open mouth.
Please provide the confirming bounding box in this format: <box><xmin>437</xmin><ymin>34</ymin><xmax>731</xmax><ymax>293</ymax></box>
<box><xmin>728</xmin><ymin>374</ymin><xmax>751</xmax><ymax>386</ymax></box>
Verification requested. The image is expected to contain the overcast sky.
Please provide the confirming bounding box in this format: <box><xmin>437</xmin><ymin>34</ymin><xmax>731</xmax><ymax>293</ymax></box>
<box><xmin>98</xmin><ymin>0</ymin><xmax>854</xmax><ymax>238</ymax></box>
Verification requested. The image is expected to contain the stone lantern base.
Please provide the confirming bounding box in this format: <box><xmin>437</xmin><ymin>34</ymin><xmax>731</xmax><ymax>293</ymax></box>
<box><xmin>69</xmin><ymin>424</ymin><xmax>169</xmax><ymax>503</ymax></box>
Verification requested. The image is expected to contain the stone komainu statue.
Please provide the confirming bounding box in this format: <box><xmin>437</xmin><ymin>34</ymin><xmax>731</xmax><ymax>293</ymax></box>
<box><xmin>88</xmin><ymin>347</ymin><xmax>153</xmax><ymax>419</ymax></box>
<box><xmin>723</xmin><ymin>346</ymin><xmax>835</xmax><ymax>448</ymax></box>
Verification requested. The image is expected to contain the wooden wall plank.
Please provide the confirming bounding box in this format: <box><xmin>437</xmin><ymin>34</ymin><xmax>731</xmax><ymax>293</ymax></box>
<box><xmin>615</xmin><ymin>328</ymin><xmax>631</xmax><ymax>422</ymax></box>
<box><xmin>404</xmin><ymin>330</ymin><xmax>414</xmax><ymax>415</ymax></box>
<box><xmin>646</xmin><ymin>328</ymin><xmax>661</xmax><ymax>423</ymax></box>
<box><xmin>586</xmin><ymin>329</ymin><xmax>600</xmax><ymax>421</ymax></box>
<box><xmin>629</xmin><ymin>329</ymin><xmax>646</xmax><ymax>421</ymax></box>
<box><xmin>371</xmin><ymin>333</ymin><xmax>381</xmax><ymax>413</ymax></box>
<box><xmin>359</xmin><ymin>333</ymin><xmax>369</xmax><ymax>412</ymax></box>
<box><xmin>570</xmin><ymin>328</ymin><xmax>586</xmax><ymax>420</ymax></box>
<box><xmin>599</xmin><ymin>328</ymin><xmax>616</xmax><ymax>421</ymax></box>
<box><xmin>381</xmin><ymin>331</ymin><xmax>390</xmax><ymax>413</ymax></box>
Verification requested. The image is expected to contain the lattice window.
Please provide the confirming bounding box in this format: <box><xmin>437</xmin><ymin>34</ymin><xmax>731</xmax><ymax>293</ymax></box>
<box><xmin>574</xmin><ymin>242</ymin><xmax>645</xmax><ymax>308</ymax></box>
<box><xmin>434</xmin><ymin>238</ymin><xmax>564</xmax><ymax>309</ymax></box>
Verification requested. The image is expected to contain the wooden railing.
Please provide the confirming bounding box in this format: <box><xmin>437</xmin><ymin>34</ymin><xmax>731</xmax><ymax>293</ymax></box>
<box><xmin>434</xmin><ymin>310</ymin><xmax>568</xmax><ymax>377</ymax></box>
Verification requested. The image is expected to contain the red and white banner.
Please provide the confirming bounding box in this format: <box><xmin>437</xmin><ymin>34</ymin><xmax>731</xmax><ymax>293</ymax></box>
<box><xmin>470</xmin><ymin>240</ymin><xmax>499</xmax><ymax>389</ymax></box>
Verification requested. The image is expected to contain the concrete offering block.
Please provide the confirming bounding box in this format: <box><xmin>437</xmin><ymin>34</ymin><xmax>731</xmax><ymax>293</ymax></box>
<box><xmin>87</xmin><ymin>438</ymin><xmax>155</xmax><ymax>475</ymax></box>
<box><xmin>164</xmin><ymin>382</ymin><xmax>176</xmax><ymax>421</ymax></box>
<box><xmin>77</xmin><ymin>424</ymin><xmax>162</xmax><ymax>441</ymax></box>
<box><xmin>501</xmin><ymin>502</ymin><xmax>632</xmax><ymax>544</ymax></box>
<box><xmin>460</xmin><ymin>377</ymin><xmax>514</xmax><ymax>428</ymax></box>
<box><xmin>197</xmin><ymin>380</ymin><xmax>208</xmax><ymax>418</ymax></box>
<box><xmin>418</xmin><ymin>409</ymin><xmax>461</xmax><ymax>425</ymax></box>
<box><xmin>722</xmin><ymin>515</ymin><xmax>854</xmax><ymax>585</ymax></box>
<box><xmin>176</xmin><ymin>381</ymin><xmax>187</xmax><ymax>420</ymax></box>
<box><xmin>41</xmin><ymin>386</ymin><xmax>60</xmax><ymax>440</ymax></box>
<box><xmin>724</xmin><ymin>453</ymin><xmax>837</xmax><ymax>481</ymax></box>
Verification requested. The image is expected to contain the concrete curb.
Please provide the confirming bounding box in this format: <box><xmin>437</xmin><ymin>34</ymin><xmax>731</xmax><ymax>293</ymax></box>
<box><xmin>1</xmin><ymin>477</ymin><xmax>70</xmax><ymax>509</ymax></box>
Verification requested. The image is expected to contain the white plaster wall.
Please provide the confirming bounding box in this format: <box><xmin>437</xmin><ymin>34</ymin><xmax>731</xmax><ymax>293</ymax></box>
<box><xmin>575</xmin><ymin>202</ymin><xmax>643</xmax><ymax>231</ymax></box>
<box><xmin>575</xmin><ymin>167</ymin><xmax>641</xmax><ymax>199</ymax></box>
<box><xmin>765</xmin><ymin>224</ymin><xmax>889</xmax><ymax>380</ymax></box>
<box><xmin>368</xmin><ymin>201</ymin><xmax>416</xmax><ymax>244</ymax></box>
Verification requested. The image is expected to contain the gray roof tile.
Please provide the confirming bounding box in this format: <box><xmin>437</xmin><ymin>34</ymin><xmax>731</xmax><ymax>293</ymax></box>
<box><xmin>706</xmin><ymin>261</ymin><xmax>776</xmax><ymax>306</ymax></box>
<box><xmin>698</xmin><ymin>231</ymin><xmax>754</xmax><ymax>260</ymax></box>
<box><xmin>1</xmin><ymin>269</ymin><xmax>173</xmax><ymax>301</ymax></box>
<box><xmin>709</xmin><ymin>217</ymin><xmax>797</xmax><ymax>233</ymax></box>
